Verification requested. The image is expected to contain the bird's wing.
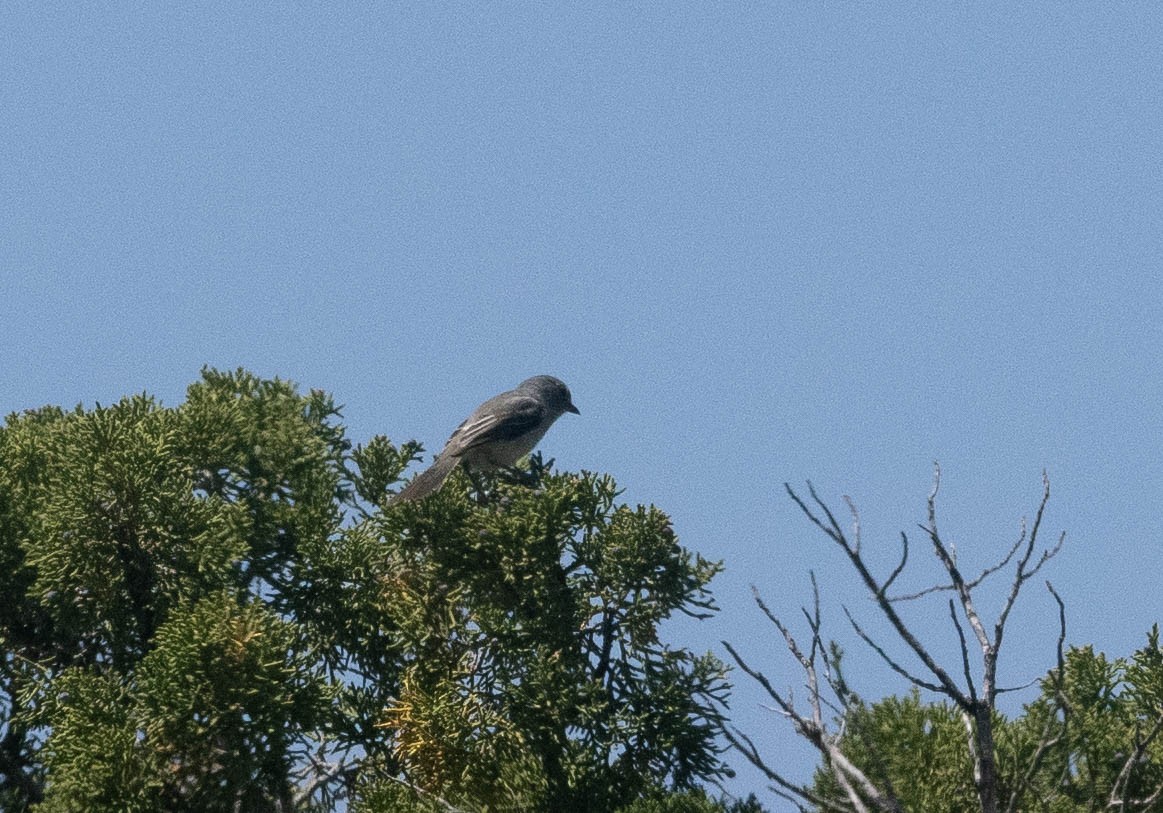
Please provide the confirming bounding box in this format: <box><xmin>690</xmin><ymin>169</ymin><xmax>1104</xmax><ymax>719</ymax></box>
<box><xmin>443</xmin><ymin>395</ymin><xmax>544</xmax><ymax>457</ymax></box>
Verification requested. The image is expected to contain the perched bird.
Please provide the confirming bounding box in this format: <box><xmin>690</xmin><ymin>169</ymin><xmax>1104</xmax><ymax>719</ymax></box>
<box><xmin>391</xmin><ymin>375</ymin><xmax>579</xmax><ymax>503</ymax></box>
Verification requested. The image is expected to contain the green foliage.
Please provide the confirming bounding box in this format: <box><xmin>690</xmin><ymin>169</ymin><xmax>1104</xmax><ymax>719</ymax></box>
<box><xmin>811</xmin><ymin>638</ymin><xmax>1163</xmax><ymax>812</ymax></box>
<box><xmin>810</xmin><ymin>690</ymin><xmax>978</xmax><ymax>813</ymax></box>
<box><xmin>36</xmin><ymin>669</ymin><xmax>160</xmax><ymax>812</ymax></box>
<box><xmin>362</xmin><ymin>460</ymin><xmax>731</xmax><ymax>811</ymax></box>
<box><xmin>0</xmin><ymin>369</ymin><xmax>731</xmax><ymax>811</ymax></box>
<box><xmin>616</xmin><ymin>788</ymin><xmax>768</xmax><ymax>813</ymax></box>
<box><xmin>134</xmin><ymin>593</ymin><xmax>328</xmax><ymax>809</ymax></box>
<box><xmin>34</xmin><ymin>594</ymin><xmax>324</xmax><ymax>812</ymax></box>
<box><xmin>1014</xmin><ymin>638</ymin><xmax>1163</xmax><ymax>812</ymax></box>
<box><xmin>349</xmin><ymin>776</ymin><xmax>450</xmax><ymax>812</ymax></box>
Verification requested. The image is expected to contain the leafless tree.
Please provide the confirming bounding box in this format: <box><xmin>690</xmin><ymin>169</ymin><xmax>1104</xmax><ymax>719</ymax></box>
<box><xmin>724</xmin><ymin>466</ymin><xmax>1067</xmax><ymax>813</ymax></box>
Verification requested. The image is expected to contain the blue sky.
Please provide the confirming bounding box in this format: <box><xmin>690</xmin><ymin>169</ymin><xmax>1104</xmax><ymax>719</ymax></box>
<box><xmin>3</xmin><ymin>4</ymin><xmax>1162</xmax><ymax>808</ymax></box>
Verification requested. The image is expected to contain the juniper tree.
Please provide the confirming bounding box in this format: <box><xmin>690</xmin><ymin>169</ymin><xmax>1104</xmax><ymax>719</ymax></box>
<box><xmin>0</xmin><ymin>369</ymin><xmax>732</xmax><ymax>811</ymax></box>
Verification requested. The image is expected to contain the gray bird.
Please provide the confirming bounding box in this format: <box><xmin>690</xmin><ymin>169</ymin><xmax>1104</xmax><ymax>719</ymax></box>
<box><xmin>391</xmin><ymin>375</ymin><xmax>580</xmax><ymax>503</ymax></box>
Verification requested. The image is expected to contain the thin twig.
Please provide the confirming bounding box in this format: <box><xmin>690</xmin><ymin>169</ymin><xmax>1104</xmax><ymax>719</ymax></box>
<box><xmin>723</xmin><ymin>727</ymin><xmax>849</xmax><ymax>813</ymax></box>
<box><xmin>721</xmin><ymin>640</ymin><xmax>798</xmax><ymax>723</ymax></box>
<box><xmin>787</xmin><ymin>482</ymin><xmax>968</xmax><ymax>705</ymax></box>
<box><xmin>1109</xmin><ymin>711</ymin><xmax>1163</xmax><ymax>809</ymax></box>
<box><xmin>1004</xmin><ymin>582</ymin><xmax>1069</xmax><ymax>813</ymax></box>
<box><xmin>890</xmin><ymin>526</ymin><xmax>1025</xmax><ymax>602</ymax></box>
<box><xmin>995</xmin><ymin>473</ymin><xmax>1058</xmax><ymax>653</ymax></box>
<box><xmin>881</xmin><ymin>532</ymin><xmax>909</xmax><ymax>596</ymax></box>
<box><xmin>842</xmin><ymin>607</ymin><xmax>948</xmax><ymax>696</ymax></box>
<box><xmin>950</xmin><ymin>598</ymin><xmax>978</xmax><ymax>704</ymax></box>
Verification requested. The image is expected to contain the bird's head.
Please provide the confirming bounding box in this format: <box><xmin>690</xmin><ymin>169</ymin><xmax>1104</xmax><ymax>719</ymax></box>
<box><xmin>520</xmin><ymin>375</ymin><xmax>580</xmax><ymax>416</ymax></box>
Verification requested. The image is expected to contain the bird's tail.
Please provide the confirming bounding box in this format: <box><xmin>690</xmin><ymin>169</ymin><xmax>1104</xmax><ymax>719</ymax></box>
<box><xmin>391</xmin><ymin>454</ymin><xmax>460</xmax><ymax>503</ymax></box>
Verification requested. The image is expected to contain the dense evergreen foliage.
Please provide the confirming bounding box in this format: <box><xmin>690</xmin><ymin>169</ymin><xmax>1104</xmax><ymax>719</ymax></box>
<box><xmin>0</xmin><ymin>370</ymin><xmax>733</xmax><ymax>811</ymax></box>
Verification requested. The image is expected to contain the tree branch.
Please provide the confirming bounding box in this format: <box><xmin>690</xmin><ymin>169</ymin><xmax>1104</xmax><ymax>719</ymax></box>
<box><xmin>842</xmin><ymin>606</ymin><xmax>947</xmax><ymax>696</ymax></box>
<box><xmin>726</xmin><ymin>585</ymin><xmax>904</xmax><ymax>813</ymax></box>
<box><xmin>995</xmin><ymin>473</ymin><xmax>1062</xmax><ymax>656</ymax></box>
<box><xmin>889</xmin><ymin>525</ymin><xmax>1024</xmax><ymax>603</ymax></box>
<box><xmin>881</xmin><ymin>532</ymin><xmax>909</xmax><ymax>596</ymax></box>
<box><xmin>722</xmin><ymin>727</ymin><xmax>853</xmax><ymax>813</ymax></box>
<box><xmin>1109</xmin><ymin>710</ymin><xmax>1163</xmax><ymax>810</ymax></box>
<box><xmin>731</xmin><ymin>473</ymin><xmax>1067</xmax><ymax>813</ymax></box>
<box><xmin>950</xmin><ymin>598</ymin><xmax>978</xmax><ymax>704</ymax></box>
<box><xmin>787</xmin><ymin>482</ymin><xmax>969</xmax><ymax>706</ymax></box>
<box><xmin>1004</xmin><ymin>581</ymin><xmax>1069</xmax><ymax>813</ymax></box>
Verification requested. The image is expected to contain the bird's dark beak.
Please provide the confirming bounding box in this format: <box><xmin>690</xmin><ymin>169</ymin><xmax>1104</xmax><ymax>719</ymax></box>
<box><xmin>567</xmin><ymin>403</ymin><xmax>580</xmax><ymax>415</ymax></box>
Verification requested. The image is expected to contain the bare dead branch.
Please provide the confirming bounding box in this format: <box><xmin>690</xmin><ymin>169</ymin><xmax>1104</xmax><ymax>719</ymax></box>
<box><xmin>994</xmin><ymin>473</ymin><xmax>1060</xmax><ymax>652</ymax></box>
<box><xmin>1048</xmin><ymin>582</ymin><xmax>1067</xmax><ymax>684</ymax></box>
<box><xmin>721</xmin><ymin>639</ymin><xmax>799</xmax><ymax>724</ymax></box>
<box><xmin>1127</xmin><ymin>783</ymin><xmax>1163</xmax><ymax>811</ymax></box>
<box><xmin>827</xmin><ymin>745</ymin><xmax>904</xmax><ymax>813</ymax></box>
<box><xmin>747</xmin><ymin>473</ymin><xmax>1066</xmax><ymax>813</ymax></box>
<box><xmin>1109</xmin><ymin>710</ymin><xmax>1163</xmax><ymax>810</ymax></box>
<box><xmin>1005</xmin><ymin>727</ymin><xmax>1065</xmax><ymax>813</ymax></box>
<box><xmin>787</xmin><ymin>482</ymin><xmax>969</xmax><ymax>705</ymax></box>
<box><xmin>1027</xmin><ymin>531</ymin><xmax>1065</xmax><ymax>580</ymax></box>
<box><xmin>830</xmin><ymin>760</ymin><xmax>872</xmax><ymax>813</ymax></box>
<box><xmin>881</xmin><ymin>532</ymin><xmax>909</xmax><ymax>596</ymax></box>
<box><xmin>842</xmin><ymin>606</ymin><xmax>949</xmax><ymax>697</ymax></box>
<box><xmin>974</xmin><ymin>519</ymin><xmax>1029</xmax><ymax>586</ymax></box>
<box><xmin>815</xmin><ymin>689</ymin><xmax>848</xmax><ymax>721</ymax></box>
<box><xmin>814</xmin><ymin>582</ymin><xmax>857</xmax><ymax>718</ymax></box>
<box><xmin>767</xmin><ymin>787</ymin><xmax>814</xmax><ymax>813</ymax></box>
<box><xmin>1003</xmin><ymin>582</ymin><xmax>1070</xmax><ymax>813</ymax></box>
<box><xmin>950</xmin><ymin>598</ymin><xmax>978</xmax><ymax>704</ymax></box>
<box><xmin>786</xmin><ymin>481</ymin><xmax>846</xmax><ymax>546</ymax></box>
<box><xmin>887</xmin><ymin>581</ymin><xmax>956</xmax><ymax>602</ymax></box>
<box><xmin>922</xmin><ymin>496</ymin><xmax>991</xmax><ymax>659</ymax></box>
<box><xmin>804</xmin><ymin>572</ymin><xmax>824</xmax><ymax>667</ymax></box>
<box><xmin>723</xmin><ymin>726</ymin><xmax>853</xmax><ymax>813</ymax></box>
<box><xmin>963</xmin><ymin>711</ymin><xmax>981</xmax><ymax>789</ymax></box>
<box><xmin>751</xmin><ymin>589</ymin><xmax>807</xmax><ymax>669</ymax></box>
<box><xmin>994</xmin><ymin>677</ymin><xmax>1039</xmax><ymax>695</ymax></box>
<box><xmin>889</xmin><ymin>524</ymin><xmax>1024</xmax><ymax>603</ymax></box>
<box><xmin>757</xmin><ymin>586</ymin><xmax>826</xmax><ymax>731</ymax></box>
<box><xmin>844</xmin><ymin>495</ymin><xmax>861</xmax><ymax>556</ymax></box>
<box><xmin>810</xmin><ymin>571</ymin><xmax>823</xmax><ymax>617</ymax></box>
<box><xmin>729</xmin><ymin>580</ymin><xmax>905</xmax><ymax>813</ymax></box>
<box><xmin>743</xmin><ymin>583</ymin><xmax>839</xmax><ymax>746</ymax></box>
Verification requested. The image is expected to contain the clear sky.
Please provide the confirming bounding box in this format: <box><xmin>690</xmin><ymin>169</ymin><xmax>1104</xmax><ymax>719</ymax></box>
<box><xmin>4</xmin><ymin>4</ymin><xmax>1162</xmax><ymax>809</ymax></box>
